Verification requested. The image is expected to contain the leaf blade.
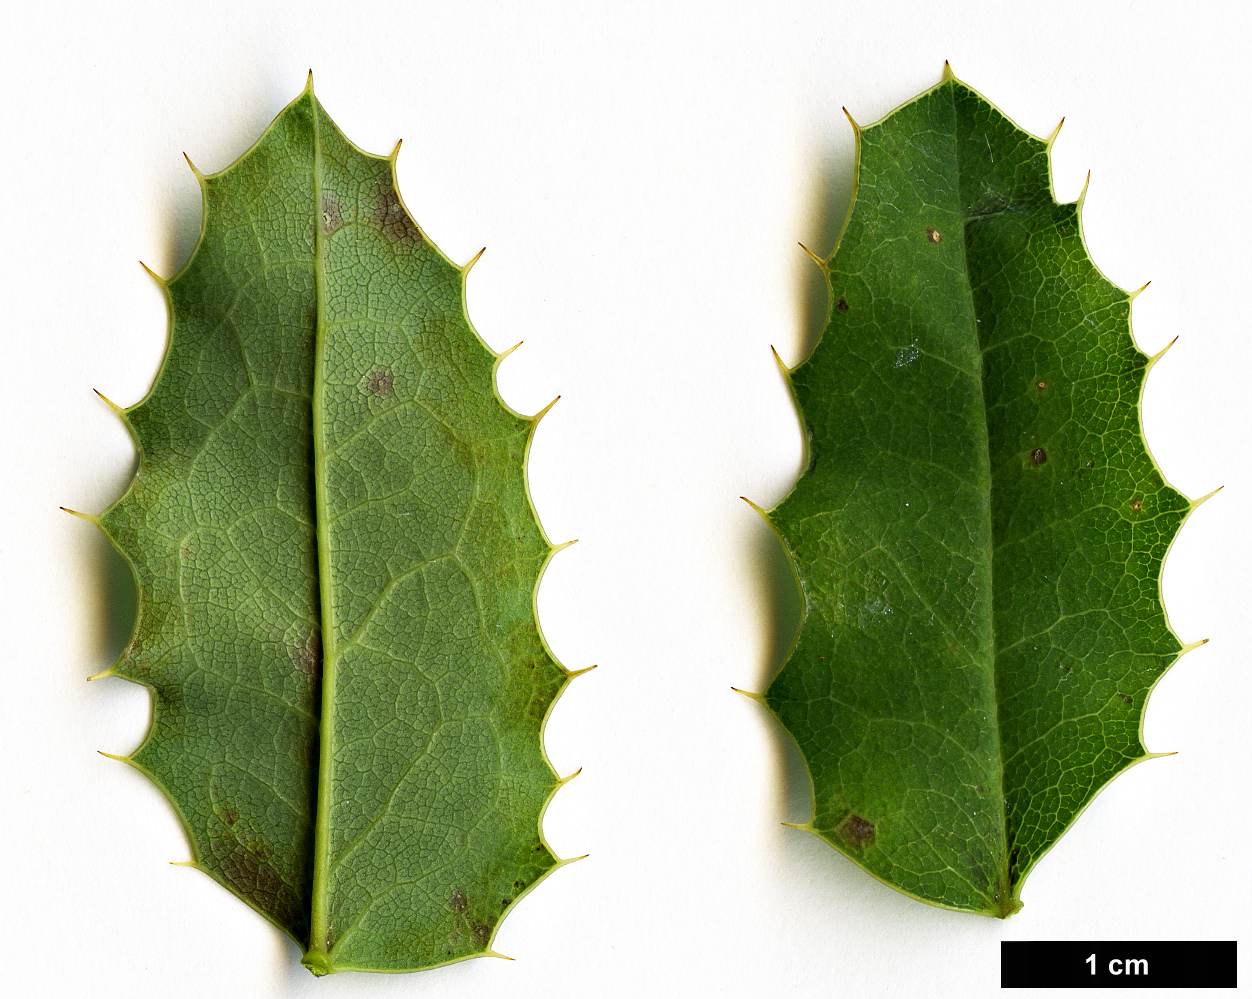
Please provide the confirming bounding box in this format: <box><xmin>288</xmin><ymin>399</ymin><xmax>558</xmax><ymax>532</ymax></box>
<box><xmin>765</xmin><ymin>72</ymin><xmax>1190</xmax><ymax>916</ymax></box>
<box><xmin>95</xmin><ymin>84</ymin><xmax>571</xmax><ymax>972</ymax></box>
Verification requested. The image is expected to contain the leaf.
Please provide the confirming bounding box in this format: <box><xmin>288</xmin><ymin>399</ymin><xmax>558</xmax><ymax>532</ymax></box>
<box><xmin>759</xmin><ymin>67</ymin><xmax>1205</xmax><ymax>917</ymax></box>
<box><xmin>84</xmin><ymin>78</ymin><xmax>578</xmax><ymax>973</ymax></box>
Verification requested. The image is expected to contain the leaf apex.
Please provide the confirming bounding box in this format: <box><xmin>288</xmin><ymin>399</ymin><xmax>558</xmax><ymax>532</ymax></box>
<box><xmin>941</xmin><ymin>60</ymin><xmax>956</xmax><ymax>82</ymax></box>
<box><xmin>303</xmin><ymin>69</ymin><xmax>314</xmax><ymax>95</ymax></box>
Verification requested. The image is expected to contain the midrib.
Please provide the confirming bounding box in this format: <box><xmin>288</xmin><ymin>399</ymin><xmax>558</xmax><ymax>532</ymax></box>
<box><xmin>307</xmin><ymin>96</ymin><xmax>338</xmax><ymax>961</ymax></box>
<box><xmin>947</xmin><ymin>81</ymin><xmax>1013</xmax><ymax>914</ymax></box>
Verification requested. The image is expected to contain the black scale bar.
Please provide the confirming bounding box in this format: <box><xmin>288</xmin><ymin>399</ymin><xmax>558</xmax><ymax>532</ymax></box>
<box><xmin>1001</xmin><ymin>941</ymin><xmax>1236</xmax><ymax>988</ymax></box>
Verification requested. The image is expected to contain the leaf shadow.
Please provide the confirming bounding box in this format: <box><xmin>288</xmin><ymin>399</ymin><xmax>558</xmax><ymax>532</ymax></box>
<box><xmin>79</xmin><ymin>511</ymin><xmax>138</xmax><ymax>675</ymax></box>
<box><xmin>747</xmin><ymin>146</ymin><xmax>858</xmax><ymax>836</ymax></box>
<box><xmin>792</xmin><ymin>140</ymin><xmax>855</xmax><ymax>368</ymax></box>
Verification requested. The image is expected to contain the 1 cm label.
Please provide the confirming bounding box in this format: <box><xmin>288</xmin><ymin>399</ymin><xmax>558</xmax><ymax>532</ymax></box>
<box><xmin>1087</xmin><ymin>953</ymin><xmax>1149</xmax><ymax>977</ymax></box>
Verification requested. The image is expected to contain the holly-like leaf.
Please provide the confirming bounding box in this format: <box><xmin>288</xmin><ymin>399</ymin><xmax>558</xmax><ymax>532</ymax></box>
<box><xmin>82</xmin><ymin>78</ymin><xmax>578</xmax><ymax>973</ymax></box>
<box><xmin>759</xmin><ymin>67</ymin><xmax>1207</xmax><ymax>916</ymax></box>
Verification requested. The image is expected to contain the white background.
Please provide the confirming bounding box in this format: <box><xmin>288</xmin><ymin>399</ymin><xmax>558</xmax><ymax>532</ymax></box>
<box><xmin>2</xmin><ymin>2</ymin><xmax>1246</xmax><ymax>996</ymax></box>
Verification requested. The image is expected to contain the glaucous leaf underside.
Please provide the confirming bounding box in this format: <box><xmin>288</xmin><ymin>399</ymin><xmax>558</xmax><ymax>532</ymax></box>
<box><xmin>93</xmin><ymin>80</ymin><xmax>573</xmax><ymax>973</ymax></box>
<box><xmin>763</xmin><ymin>68</ymin><xmax>1200</xmax><ymax>916</ymax></box>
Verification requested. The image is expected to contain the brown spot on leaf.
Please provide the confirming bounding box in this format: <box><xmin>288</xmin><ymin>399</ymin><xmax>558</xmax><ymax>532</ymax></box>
<box><xmin>287</xmin><ymin>632</ymin><xmax>321</xmax><ymax>677</ymax></box>
<box><xmin>471</xmin><ymin>923</ymin><xmax>491</xmax><ymax>947</ymax></box>
<box><xmin>221</xmin><ymin>807</ymin><xmax>238</xmax><ymax>827</ymax></box>
<box><xmin>448</xmin><ymin>888</ymin><xmax>468</xmax><ymax>913</ymax></box>
<box><xmin>321</xmin><ymin>194</ymin><xmax>343</xmax><ymax>235</ymax></box>
<box><xmin>836</xmin><ymin>813</ymin><xmax>876</xmax><ymax>849</ymax></box>
<box><xmin>1117</xmin><ymin>692</ymin><xmax>1133</xmax><ymax>705</ymax></box>
<box><xmin>1130</xmin><ymin>499</ymin><xmax>1142</xmax><ymax>511</ymax></box>
<box><xmin>370</xmin><ymin>182</ymin><xmax>423</xmax><ymax>249</ymax></box>
<box><xmin>836</xmin><ymin>298</ymin><xmax>850</xmax><ymax>314</ymax></box>
<box><xmin>361</xmin><ymin>365</ymin><xmax>394</xmax><ymax>398</ymax></box>
<box><xmin>926</xmin><ymin>228</ymin><xmax>942</xmax><ymax>243</ymax></box>
<box><xmin>1030</xmin><ymin>447</ymin><xmax>1048</xmax><ymax>466</ymax></box>
<box><xmin>1036</xmin><ymin>380</ymin><xmax>1047</xmax><ymax>391</ymax></box>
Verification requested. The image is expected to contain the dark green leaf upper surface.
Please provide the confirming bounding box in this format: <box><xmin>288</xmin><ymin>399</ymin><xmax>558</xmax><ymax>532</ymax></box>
<box><xmin>765</xmin><ymin>73</ymin><xmax>1191</xmax><ymax>916</ymax></box>
<box><xmin>98</xmin><ymin>85</ymin><xmax>570</xmax><ymax>972</ymax></box>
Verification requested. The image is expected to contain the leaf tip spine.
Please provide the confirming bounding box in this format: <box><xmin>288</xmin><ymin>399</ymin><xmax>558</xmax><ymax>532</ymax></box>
<box><xmin>1189</xmin><ymin>485</ymin><xmax>1223</xmax><ymax>510</ymax></box>
<box><xmin>169</xmin><ymin>860</ymin><xmax>201</xmax><ymax>869</ymax></box>
<box><xmin>138</xmin><ymin>261</ymin><xmax>168</xmax><ymax>289</ymax></box>
<box><xmin>533</xmin><ymin>395</ymin><xmax>561</xmax><ymax>424</ymax></box>
<box><xmin>770</xmin><ymin>345</ymin><xmax>793</xmax><ymax>378</ymax></box>
<box><xmin>731</xmin><ymin>686</ymin><xmax>765</xmax><ymax>703</ymax></box>
<box><xmin>841</xmin><ymin>106</ymin><xmax>862</xmax><ymax>136</ymax></box>
<box><xmin>303</xmin><ymin>69</ymin><xmax>315</xmax><ymax>95</ymax></box>
<box><xmin>798</xmin><ymin>242</ymin><xmax>827</xmax><ymax>272</ymax></box>
<box><xmin>1180</xmin><ymin>637</ymin><xmax>1210</xmax><ymax>655</ymax></box>
<box><xmin>565</xmin><ymin>663</ymin><xmax>598</xmax><ymax>680</ymax></box>
<box><xmin>1076</xmin><ymin>169</ymin><xmax>1091</xmax><ymax>208</ymax></box>
<box><xmin>781</xmin><ymin>821</ymin><xmax>814</xmax><ymax>833</ymax></box>
<box><xmin>485</xmin><ymin>949</ymin><xmax>516</xmax><ymax>963</ymax></box>
<box><xmin>495</xmin><ymin>339</ymin><xmax>523</xmax><ymax>365</ymax></box>
<box><xmin>557</xmin><ymin>767</ymin><xmax>583</xmax><ymax>787</ymax></box>
<box><xmin>388</xmin><ymin>138</ymin><xmax>402</xmax><ymax>164</ymax></box>
<box><xmin>182</xmin><ymin>152</ymin><xmax>204</xmax><ymax>182</ymax></box>
<box><xmin>93</xmin><ymin>387</ymin><xmax>129</xmax><ymax>418</ymax></box>
<box><xmin>740</xmin><ymin>495</ymin><xmax>770</xmax><ymax>520</ymax></box>
<box><xmin>86</xmin><ymin>666</ymin><xmax>115</xmax><ymax>681</ymax></box>
<box><xmin>552</xmin><ymin>538</ymin><xmax>578</xmax><ymax>553</ymax></box>
<box><xmin>97</xmin><ymin>750</ymin><xmax>131</xmax><ymax>764</ymax></box>
<box><xmin>1129</xmin><ymin>279</ymin><xmax>1152</xmax><ymax>301</ymax></box>
<box><xmin>1145</xmin><ymin>335</ymin><xmax>1177</xmax><ymax>370</ymax></box>
<box><xmin>1046</xmin><ymin>117</ymin><xmax>1065</xmax><ymax>148</ymax></box>
<box><xmin>60</xmin><ymin>506</ymin><xmax>100</xmax><ymax>526</ymax></box>
<box><xmin>942</xmin><ymin>60</ymin><xmax>956</xmax><ymax>82</ymax></box>
<box><xmin>554</xmin><ymin>853</ymin><xmax>590</xmax><ymax>869</ymax></box>
<box><xmin>461</xmin><ymin>246</ymin><xmax>486</xmax><ymax>275</ymax></box>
